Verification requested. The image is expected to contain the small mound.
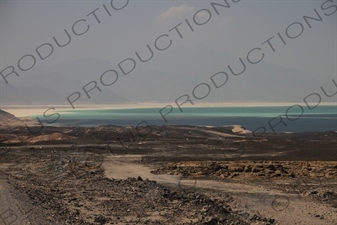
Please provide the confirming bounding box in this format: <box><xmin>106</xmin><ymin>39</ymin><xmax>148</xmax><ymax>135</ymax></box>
<box><xmin>27</xmin><ymin>132</ymin><xmax>75</xmax><ymax>143</ymax></box>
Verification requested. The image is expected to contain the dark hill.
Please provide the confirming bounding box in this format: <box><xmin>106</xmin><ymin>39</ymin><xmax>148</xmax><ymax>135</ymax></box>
<box><xmin>0</xmin><ymin>109</ymin><xmax>35</xmax><ymax>127</ymax></box>
<box><xmin>0</xmin><ymin>109</ymin><xmax>20</xmax><ymax>124</ymax></box>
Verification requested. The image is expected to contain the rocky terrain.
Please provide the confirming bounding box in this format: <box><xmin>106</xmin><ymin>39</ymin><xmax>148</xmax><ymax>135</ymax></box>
<box><xmin>152</xmin><ymin>161</ymin><xmax>337</xmax><ymax>180</ymax></box>
<box><xmin>0</xmin><ymin>111</ymin><xmax>336</xmax><ymax>224</ymax></box>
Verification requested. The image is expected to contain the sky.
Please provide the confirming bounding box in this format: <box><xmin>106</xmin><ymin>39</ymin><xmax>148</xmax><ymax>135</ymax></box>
<box><xmin>0</xmin><ymin>0</ymin><xmax>336</xmax><ymax>103</ymax></box>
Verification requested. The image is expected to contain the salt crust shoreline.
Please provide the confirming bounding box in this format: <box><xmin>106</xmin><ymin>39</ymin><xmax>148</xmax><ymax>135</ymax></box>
<box><xmin>2</xmin><ymin>102</ymin><xmax>335</xmax><ymax>118</ymax></box>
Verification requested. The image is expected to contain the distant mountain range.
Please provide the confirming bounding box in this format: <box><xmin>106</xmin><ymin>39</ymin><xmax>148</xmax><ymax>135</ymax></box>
<box><xmin>0</xmin><ymin>45</ymin><xmax>333</xmax><ymax>105</ymax></box>
<box><xmin>0</xmin><ymin>58</ymin><xmax>128</xmax><ymax>105</ymax></box>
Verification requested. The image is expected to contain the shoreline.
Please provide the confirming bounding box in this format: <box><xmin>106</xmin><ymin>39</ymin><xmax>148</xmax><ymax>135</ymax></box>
<box><xmin>1</xmin><ymin>102</ymin><xmax>336</xmax><ymax>118</ymax></box>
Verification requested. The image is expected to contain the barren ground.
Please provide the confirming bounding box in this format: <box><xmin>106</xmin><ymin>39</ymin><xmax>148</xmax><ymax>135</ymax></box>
<box><xmin>0</xmin><ymin>125</ymin><xmax>336</xmax><ymax>224</ymax></box>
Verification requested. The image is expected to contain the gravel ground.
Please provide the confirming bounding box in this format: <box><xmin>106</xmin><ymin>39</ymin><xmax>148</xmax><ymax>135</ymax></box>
<box><xmin>1</xmin><ymin>125</ymin><xmax>336</xmax><ymax>224</ymax></box>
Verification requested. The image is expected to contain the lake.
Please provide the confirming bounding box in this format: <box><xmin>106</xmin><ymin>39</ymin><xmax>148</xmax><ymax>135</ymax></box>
<box><xmin>46</xmin><ymin>105</ymin><xmax>337</xmax><ymax>133</ymax></box>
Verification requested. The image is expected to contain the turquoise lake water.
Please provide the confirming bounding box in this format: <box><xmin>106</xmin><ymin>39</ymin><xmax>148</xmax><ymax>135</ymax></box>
<box><xmin>44</xmin><ymin>105</ymin><xmax>337</xmax><ymax>133</ymax></box>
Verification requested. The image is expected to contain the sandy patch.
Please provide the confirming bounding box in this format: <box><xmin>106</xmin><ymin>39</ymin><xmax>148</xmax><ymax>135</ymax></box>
<box><xmin>1</xmin><ymin>106</ymin><xmax>70</xmax><ymax>117</ymax></box>
<box><xmin>231</xmin><ymin>125</ymin><xmax>252</xmax><ymax>134</ymax></box>
<box><xmin>102</xmin><ymin>155</ymin><xmax>181</xmax><ymax>186</ymax></box>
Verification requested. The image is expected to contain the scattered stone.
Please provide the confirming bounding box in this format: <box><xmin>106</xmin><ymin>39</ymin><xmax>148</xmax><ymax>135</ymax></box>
<box><xmin>94</xmin><ymin>215</ymin><xmax>107</xmax><ymax>224</ymax></box>
<box><xmin>204</xmin><ymin>217</ymin><xmax>218</xmax><ymax>225</ymax></box>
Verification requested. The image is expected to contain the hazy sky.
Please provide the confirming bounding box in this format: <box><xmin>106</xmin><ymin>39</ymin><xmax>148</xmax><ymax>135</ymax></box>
<box><xmin>0</xmin><ymin>0</ymin><xmax>336</xmax><ymax>91</ymax></box>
